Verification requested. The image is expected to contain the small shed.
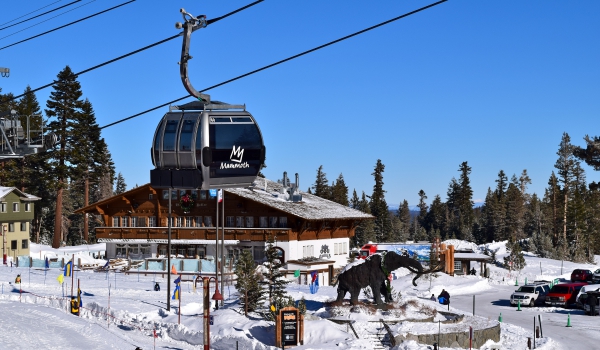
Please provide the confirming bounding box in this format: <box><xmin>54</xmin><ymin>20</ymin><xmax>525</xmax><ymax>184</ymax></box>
<box><xmin>453</xmin><ymin>250</ymin><xmax>492</xmax><ymax>276</ymax></box>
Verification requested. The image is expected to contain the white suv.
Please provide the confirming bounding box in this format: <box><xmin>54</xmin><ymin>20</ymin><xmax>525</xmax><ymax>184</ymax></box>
<box><xmin>510</xmin><ymin>282</ymin><xmax>551</xmax><ymax>307</ymax></box>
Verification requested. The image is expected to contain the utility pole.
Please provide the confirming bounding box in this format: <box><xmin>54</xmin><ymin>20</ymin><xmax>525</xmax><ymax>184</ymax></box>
<box><xmin>0</xmin><ymin>67</ymin><xmax>9</xmax><ymax>78</ymax></box>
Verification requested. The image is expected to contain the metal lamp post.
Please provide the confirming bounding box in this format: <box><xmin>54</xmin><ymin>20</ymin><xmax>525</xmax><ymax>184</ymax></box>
<box><xmin>203</xmin><ymin>276</ymin><xmax>224</xmax><ymax>350</ymax></box>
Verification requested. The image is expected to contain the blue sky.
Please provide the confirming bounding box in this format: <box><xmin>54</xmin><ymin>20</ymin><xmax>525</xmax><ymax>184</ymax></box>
<box><xmin>1</xmin><ymin>1</ymin><xmax>599</xmax><ymax>207</ymax></box>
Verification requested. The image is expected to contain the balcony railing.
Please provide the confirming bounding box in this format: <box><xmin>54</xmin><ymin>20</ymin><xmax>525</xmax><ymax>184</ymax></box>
<box><xmin>95</xmin><ymin>226</ymin><xmax>293</xmax><ymax>242</ymax></box>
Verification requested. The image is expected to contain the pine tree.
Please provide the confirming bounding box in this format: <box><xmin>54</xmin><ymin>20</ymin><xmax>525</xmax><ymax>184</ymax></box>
<box><xmin>263</xmin><ymin>236</ymin><xmax>290</xmax><ymax>306</ymax></box>
<box><xmin>115</xmin><ymin>172</ymin><xmax>127</xmax><ymax>194</ymax></box>
<box><xmin>417</xmin><ymin>189</ymin><xmax>428</xmax><ymax>231</ymax></box>
<box><xmin>554</xmin><ymin>132</ymin><xmax>578</xmax><ymax>246</ymax></box>
<box><xmin>369</xmin><ymin>159</ymin><xmax>392</xmax><ymax>242</ymax></box>
<box><xmin>505</xmin><ymin>181</ymin><xmax>525</xmax><ymax>242</ymax></box>
<box><xmin>425</xmin><ymin>195</ymin><xmax>447</xmax><ymax>240</ymax></box>
<box><xmin>457</xmin><ymin>161</ymin><xmax>474</xmax><ymax>238</ymax></box>
<box><xmin>235</xmin><ymin>250</ymin><xmax>265</xmax><ymax>315</ymax></box>
<box><xmin>504</xmin><ymin>240</ymin><xmax>526</xmax><ymax>271</ymax></box>
<box><xmin>45</xmin><ymin>66</ymin><xmax>85</xmax><ymax>248</ymax></box>
<box><xmin>350</xmin><ymin>189</ymin><xmax>360</xmax><ymax>210</ymax></box>
<box><xmin>330</xmin><ymin>173</ymin><xmax>349</xmax><ymax>206</ymax></box>
<box><xmin>312</xmin><ymin>165</ymin><xmax>330</xmax><ymax>200</ymax></box>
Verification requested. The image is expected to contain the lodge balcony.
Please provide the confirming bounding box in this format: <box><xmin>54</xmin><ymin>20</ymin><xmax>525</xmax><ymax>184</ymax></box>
<box><xmin>95</xmin><ymin>226</ymin><xmax>295</xmax><ymax>242</ymax></box>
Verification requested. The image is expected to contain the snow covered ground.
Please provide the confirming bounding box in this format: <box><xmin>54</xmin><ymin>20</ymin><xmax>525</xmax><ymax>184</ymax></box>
<box><xmin>0</xmin><ymin>241</ymin><xmax>597</xmax><ymax>349</ymax></box>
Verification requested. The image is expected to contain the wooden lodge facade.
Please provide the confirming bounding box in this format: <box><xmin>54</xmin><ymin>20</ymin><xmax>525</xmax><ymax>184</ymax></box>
<box><xmin>75</xmin><ymin>177</ymin><xmax>373</xmax><ymax>267</ymax></box>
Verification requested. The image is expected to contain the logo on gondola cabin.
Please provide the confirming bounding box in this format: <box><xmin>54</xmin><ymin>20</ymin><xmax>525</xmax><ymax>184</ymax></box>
<box><xmin>230</xmin><ymin>145</ymin><xmax>244</xmax><ymax>163</ymax></box>
<box><xmin>220</xmin><ymin>145</ymin><xmax>250</xmax><ymax>170</ymax></box>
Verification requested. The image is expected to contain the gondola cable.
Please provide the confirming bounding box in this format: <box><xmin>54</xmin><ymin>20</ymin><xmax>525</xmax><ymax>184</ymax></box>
<box><xmin>0</xmin><ymin>0</ymin><xmax>82</xmax><ymax>32</ymax></box>
<box><xmin>0</xmin><ymin>0</ymin><xmax>265</xmax><ymax>105</ymax></box>
<box><xmin>0</xmin><ymin>0</ymin><xmax>63</xmax><ymax>27</ymax></box>
<box><xmin>100</xmin><ymin>0</ymin><xmax>448</xmax><ymax>130</ymax></box>
<box><xmin>0</xmin><ymin>0</ymin><xmax>134</xmax><ymax>51</ymax></box>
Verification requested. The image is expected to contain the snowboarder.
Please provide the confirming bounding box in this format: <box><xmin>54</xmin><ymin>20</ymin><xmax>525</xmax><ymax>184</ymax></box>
<box><xmin>430</xmin><ymin>294</ymin><xmax>436</xmax><ymax>301</ymax></box>
<box><xmin>14</xmin><ymin>274</ymin><xmax>21</xmax><ymax>284</ymax></box>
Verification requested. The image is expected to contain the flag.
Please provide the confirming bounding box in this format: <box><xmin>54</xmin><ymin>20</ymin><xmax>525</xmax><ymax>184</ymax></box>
<box><xmin>57</xmin><ymin>274</ymin><xmax>64</xmax><ymax>284</ymax></box>
<box><xmin>78</xmin><ymin>288</ymin><xmax>82</xmax><ymax>307</ymax></box>
<box><xmin>171</xmin><ymin>265</ymin><xmax>177</xmax><ymax>275</ymax></box>
<box><xmin>64</xmin><ymin>261</ymin><xmax>72</xmax><ymax>277</ymax></box>
<box><xmin>153</xmin><ymin>329</ymin><xmax>158</xmax><ymax>338</ymax></box>
<box><xmin>172</xmin><ymin>284</ymin><xmax>180</xmax><ymax>300</ymax></box>
<box><xmin>45</xmin><ymin>257</ymin><xmax>49</xmax><ymax>269</ymax></box>
<box><xmin>310</xmin><ymin>270</ymin><xmax>319</xmax><ymax>294</ymax></box>
<box><xmin>217</xmin><ymin>189</ymin><xmax>223</xmax><ymax>203</ymax></box>
<box><xmin>174</xmin><ymin>275</ymin><xmax>181</xmax><ymax>285</ymax></box>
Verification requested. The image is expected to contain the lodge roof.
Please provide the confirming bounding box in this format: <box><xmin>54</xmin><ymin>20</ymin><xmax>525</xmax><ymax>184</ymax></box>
<box><xmin>75</xmin><ymin>178</ymin><xmax>373</xmax><ymax>222</ymax></box>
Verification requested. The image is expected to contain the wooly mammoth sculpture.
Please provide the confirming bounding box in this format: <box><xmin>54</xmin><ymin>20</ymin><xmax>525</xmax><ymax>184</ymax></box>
<box><xmin>335</xmin><ymin>251</ymin><xmax>441</xmax><ymax>306</ymax></box>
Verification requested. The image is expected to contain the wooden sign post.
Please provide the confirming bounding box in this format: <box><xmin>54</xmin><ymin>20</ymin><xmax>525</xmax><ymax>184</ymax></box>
<box><xmin>276</xmin><ymin>306</ymin><xmax>303</xmax><ymax>348</ymax></box>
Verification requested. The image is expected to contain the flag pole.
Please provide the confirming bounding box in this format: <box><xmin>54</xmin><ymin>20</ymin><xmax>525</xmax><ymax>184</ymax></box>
<box><xmin>71</xmin><ymin>254</ymin><xmax>74</xmax><ymax>298</ymax></box>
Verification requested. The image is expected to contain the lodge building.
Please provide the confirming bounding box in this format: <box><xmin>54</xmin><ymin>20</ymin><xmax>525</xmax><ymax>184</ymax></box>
<box><xmin>75</xmin><ymin>176</ymin><xmax>373</xmax><ymax>268</ymax></box>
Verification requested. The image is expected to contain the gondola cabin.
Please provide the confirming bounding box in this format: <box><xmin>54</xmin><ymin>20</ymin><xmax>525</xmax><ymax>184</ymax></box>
<box><xmin>151</xmin><ymin>101</ymin><xmax>266</xmax><ymax>190</ymax></box>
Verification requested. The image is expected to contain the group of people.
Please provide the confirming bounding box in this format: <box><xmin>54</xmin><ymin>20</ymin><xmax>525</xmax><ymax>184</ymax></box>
<box><xmin>430</xmin><ymin>289</ymin><xmax>450</xmax><ymax>305</ymax></box>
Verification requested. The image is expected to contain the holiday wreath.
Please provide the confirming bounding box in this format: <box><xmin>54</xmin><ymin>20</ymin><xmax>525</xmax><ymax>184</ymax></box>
<box><xmin>180</xmin><ymin>194</ymin><xmax>195</xmax><ymax>213</ymax></box>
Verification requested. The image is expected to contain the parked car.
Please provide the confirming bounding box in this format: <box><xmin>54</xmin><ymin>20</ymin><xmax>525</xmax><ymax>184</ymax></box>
<box><xmin>575</xmin><ymin>284</ymin><xmax>600</xmax><ymax>309</ymax></box>
<box><xmin>510</xmin><ymin>282</ymin><xmax>551</xmax><ymax>307</ymax></box>
<box><xmin>593</xmin><ymin>268</ymin><xmax>600</xmax><ymax>282</ymax></box>
<box><xmin>571</xmin><ymin>269</ymin><xmax>594</xmax><ymax>282</ymax></box>
<box><xmin>545</xmin><ymin>282</ymin><xmax>588</xmax><ymax>307</ymax></box>
<box><xmin>583</xmin><ymin>290</ymin><xmax>600</xmax><ymax>315</ymax></box>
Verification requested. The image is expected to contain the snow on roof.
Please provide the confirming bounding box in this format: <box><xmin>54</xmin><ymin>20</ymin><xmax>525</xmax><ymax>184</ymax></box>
<box><xmin>454</xmin><ymin>252</ymin><xmax>492</xmax><ymax>260</ymax></box>
<box><xmin>226</xmin><ymin>178</ymin><xmax>373</xmax><ymax>221</ymax></box>
<box><xmin>0</xmin><ymin>186</ymin><xmax>41</xmax><ymax>201</ymax></box>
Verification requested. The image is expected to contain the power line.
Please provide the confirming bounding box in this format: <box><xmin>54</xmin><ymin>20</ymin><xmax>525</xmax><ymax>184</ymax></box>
<box><xmin>0</xmin><ymin>0</ymin><xmax>82</xmax><ymax>31</ymax></box>
<box><xmin>100</xmin><ymin>0</ymin><xmax>448</xmax><ymax>129</ymax></box>
<box><xmin>0</xmin><ymin>0</ymin><xmax>95</xmax><ymax>41</ymax></box>
<box><xmin>0</xmin><ymin>0</ymin><xmax>63</xmax><ymax>27</ymax></box>
<box><xmin>1</xmin><ymin>1</ymin><xmax>265</xmax><ymax>105</ymax></box>
<box><xmin>0</xmin><ymin>0</ymin><xmax>134</xmax><ymax>51</ymax></box>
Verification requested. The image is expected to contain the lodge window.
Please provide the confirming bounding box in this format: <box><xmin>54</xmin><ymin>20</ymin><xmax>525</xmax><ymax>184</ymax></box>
<box><xmin>195</xmin><ymin>216</ymin><xmax>203</xmax><ymax>227</ymax></box>
<box><xmin>162</xmin><ymin>190</ymin><xmax>169</xmax><ymax>200</ymax></box>
<box><xmin>20</xmin><ymin>222</ymin><xmax>26</xmax><ymax>231</ymax></box>
<box><xmin>226</xmin><ymin>216</ymin><xmax>235</xmax><ymax>227</ymax></box>
<box><xmin>200</xmin><ymin>190</ymin><xmax>207</xmax><ymax>200</ymax></box>
<box><xmin>140</xmin><ymin>244</ymin><xmax>151</xmax><ymax>256</ymax></box>
<box><xmin>454</xmin><ymin>261</ymin><xmax>462</xmax><ymax>271</ymax></box>
<box><xmin>185</xmin><ymin>217</ymin><xmax>193</xmax><ymax>227</ymax></box>
<box><xmin>303</xmin><ymin>245</ymin><xmax>314</xmax><ymax>258</ymax></box>
<box><xmin>149</xmin><ymin>194</ymin><xmax>153</xmax><ymax>200</ymax></box>
<box><xmin>158</xmin><ymin>246</ymin><xmax>167</xmax><ymax>256</ymax></box>
<box><xmin>122</xmin><ymin>216</ymin><xmax>129</xmax><ymax>227</ymax></box>
<box><xmin>191</xmin><ymin>190</ymin><xmax>198</xmax><ymax>199</ymax></box>
<box><xmin>130</xmin><ymin>217</ymin><xmax>137</xmax><ymax>227</ymax></box>
<box><xmin>148</xmin><ymin>216</ymin><xmax>156</xmax><ymax>227</ymax></box>
<box><xmin>11</xmin><ymin>240</ymin><xmax>17</xmax><ymax>250</ymax></box>
<box><xmin>12</xmin><ymin>203</ymin><xmax>19</xmax><ymax>212</ymax></box>
<box><xmin>245</xmin><ymin>216</ymin><xmax>254</xmax><ymax>228</ymax></box>
<box><xmin>25</xmin><ymin>203</ymin><xmax>31</xmax><ymax>212</ymax></box>
<box><xmin>0</xmin><ymin>202</ymin><xmax>6</xmax><ymax>213</ymax></box>
<box><xmin>334</xmin><ymin>243</ymin><xmax>339</xmax><ymax>255</ymax></box>
<box><xmin>176</xmin><ymin>217</ymin><xmax>183</xmax><ymax>227</ymax></box>
<box><xmin>113</xmin><ymin>217</ymin><xmax>120</xmax><ymax>227</ymax></box>
<box><xmin>129</xmin><ymin>245</ymin><xmax>139</xmax><ymax>255</ymax></box>
<box><xmin>253</xmin><ymin>248</ymin><xmax>265</xmax><ymax>261</ymax></box>
<box><xmin>8</xmin><ymin>223</ymin><xmax>14</xmax><ymax>232</ymax></box>
<box><xmin>116</xmin><ymin>244</ymin><xmax>126</xmax><ymax>257</ymax></box>
<box><xmin>236</xmin><ymin>216</ymin><xmax>244</xmax><ymax>228</ymax></box>
<box><xmin>269</xmin><ymin>217</ymin><xmax>278</xmax><ymax>228</ymax></box>
<box><xmin>179</xmin><ymin>190</ymin><xmax>186</xmax><ymax>198</ymax></box>
<box><xmin>22</xmin><ymin>239</ymin><xmax>28</xmax><ymax>249</ymax></box>
<box><xmin>278</xmin><ymin>217</ymin><xmax>287</xmax><ymax>228</ymax></box>
<box><xmin>204</xmin><ymin>216</ymin><xmax>213</xmax><ymax>227</ymax></box>
<box><xmin>343</xmin><ymin>242</ymin><xmax>348</xmax><ymax>254</ymax></box>
<box><xmin>259</xmin><ymin>217</ymin><xmax>268</xmax><ymax>228</ymax></box>
<box><xmin>198</xmin><ymin>247</ymin><xmax>206</xmax><ymax>258</ymax></box>
<box><xmin>137</xmin><ymin>217</ymin><xmax>147</xmax><ymax>227</ymax></box>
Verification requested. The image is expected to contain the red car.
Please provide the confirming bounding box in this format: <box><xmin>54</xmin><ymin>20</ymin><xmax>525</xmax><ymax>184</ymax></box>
<box><xmin>545</xmin><ymin>282</ymin><xmax>588</xmax><ymax>307</ymax></box>
<box><xmin>571</xmin><ymin>269</ymin><xmax>594</xmax><ymax>282</ymax></box>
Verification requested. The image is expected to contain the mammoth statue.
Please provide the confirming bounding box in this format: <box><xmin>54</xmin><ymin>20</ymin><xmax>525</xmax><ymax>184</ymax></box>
<box><xmin>335</xmin><ymin>251</ymin><xmax>442</xmax><ymax>306</ymax></box>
